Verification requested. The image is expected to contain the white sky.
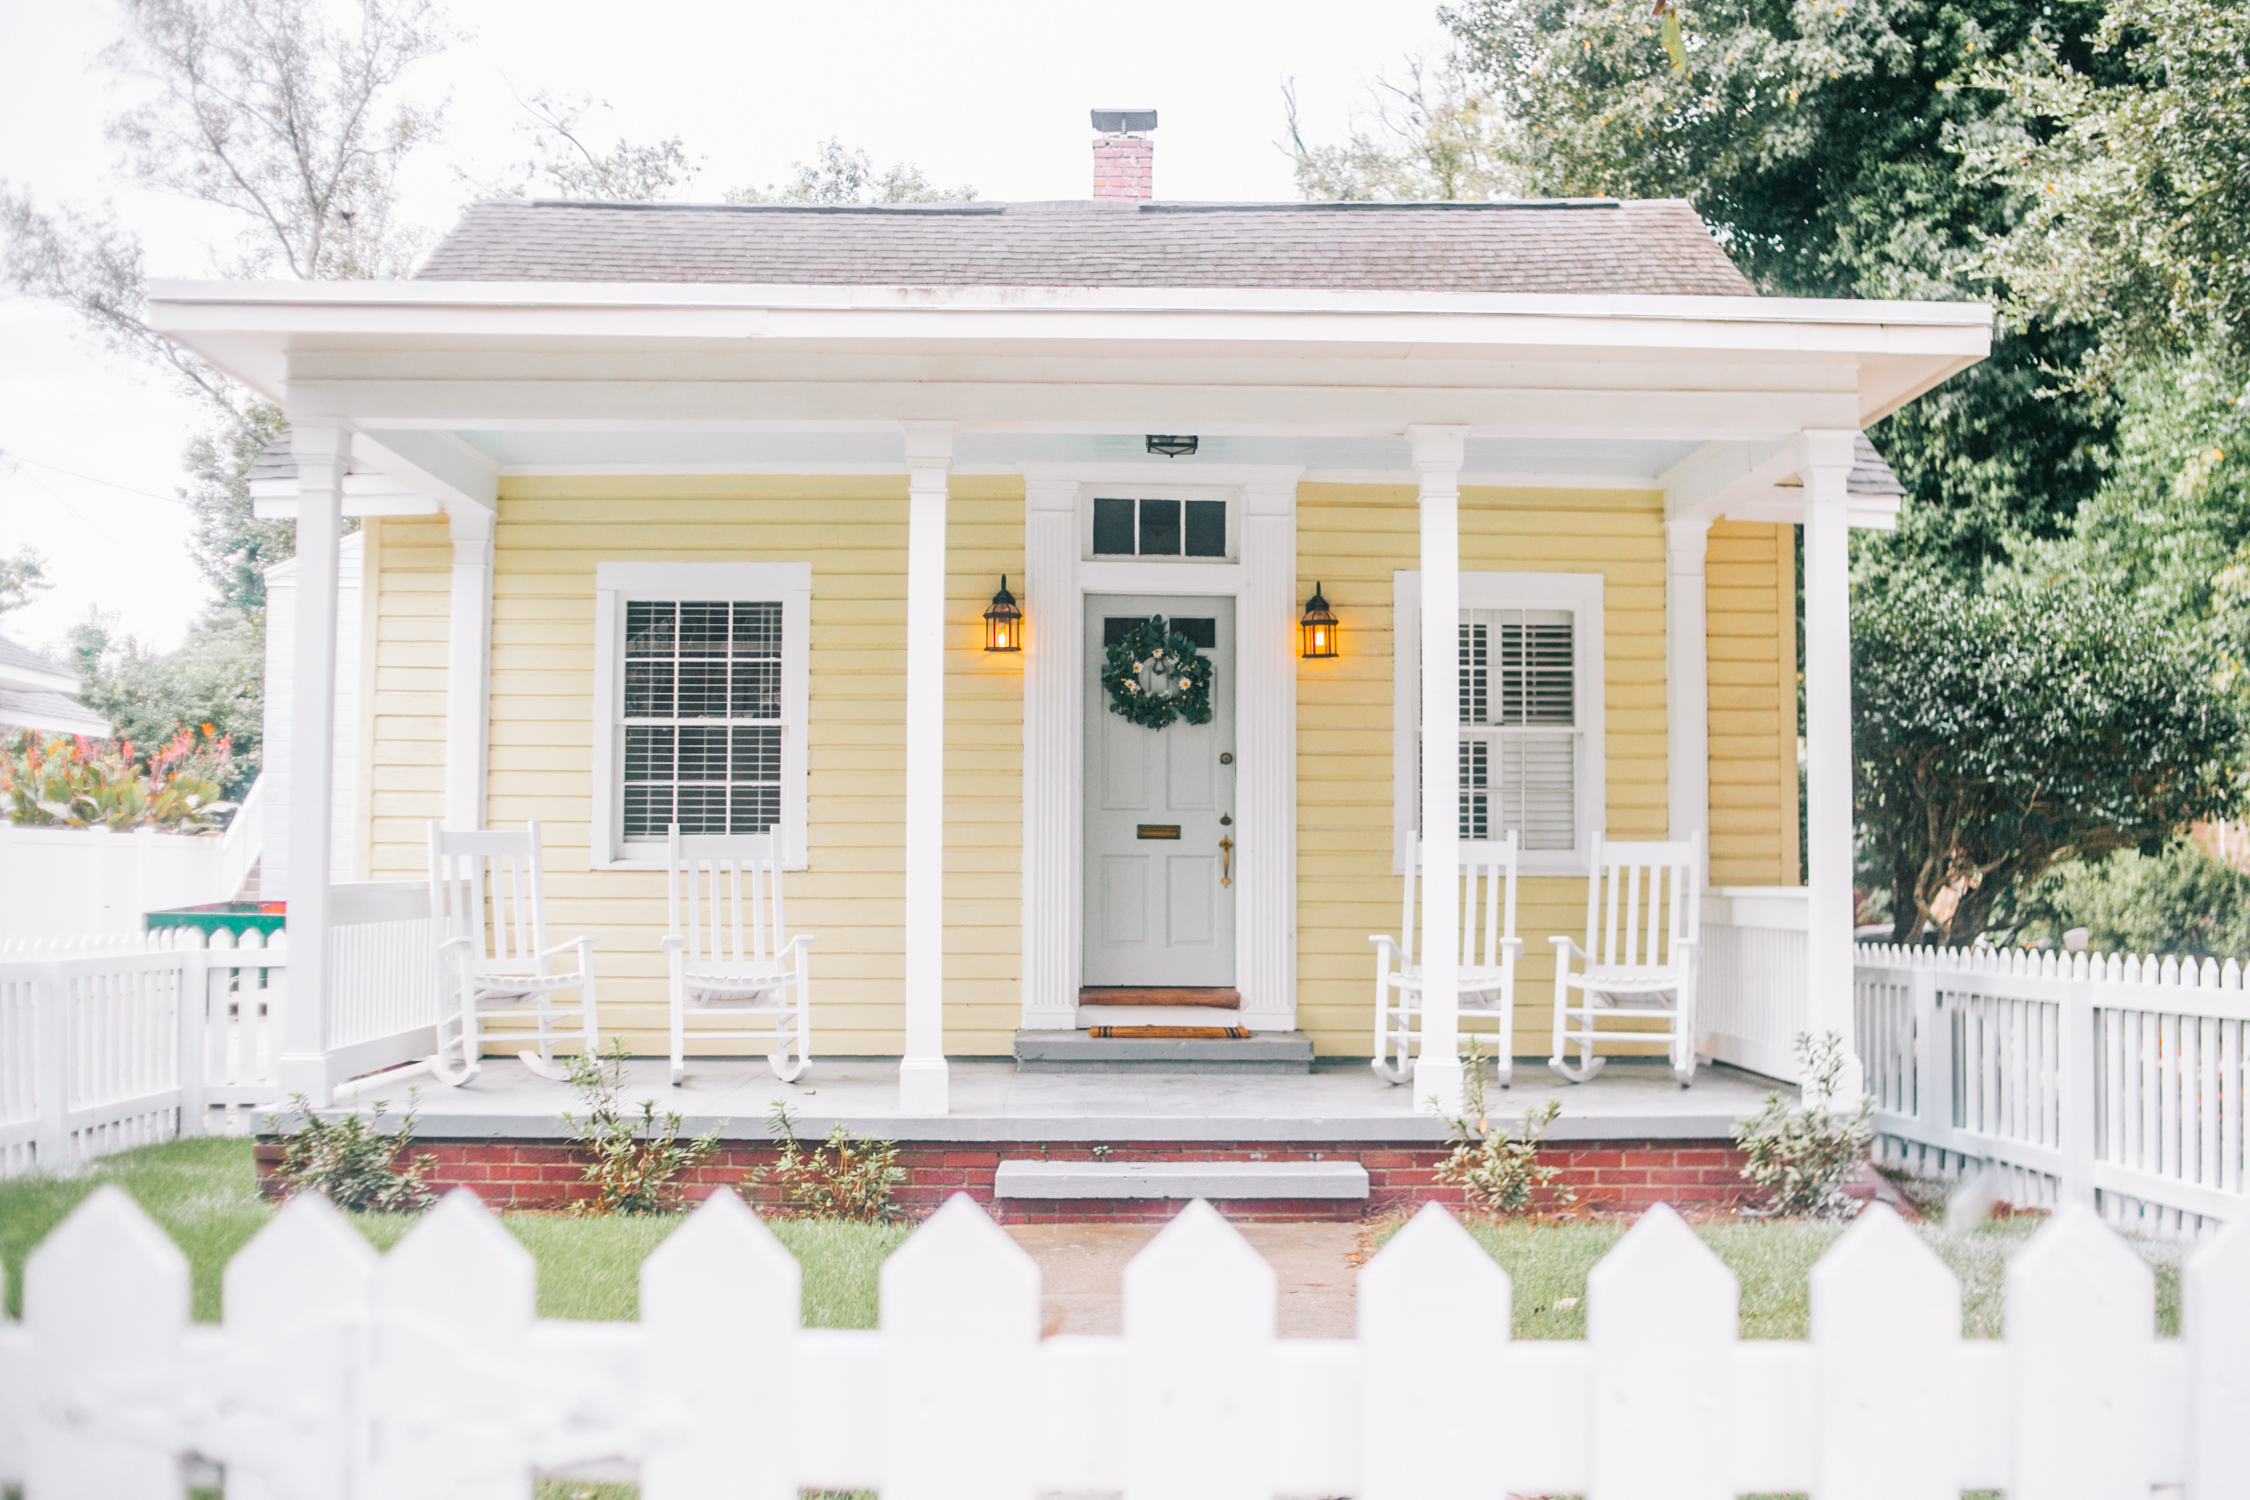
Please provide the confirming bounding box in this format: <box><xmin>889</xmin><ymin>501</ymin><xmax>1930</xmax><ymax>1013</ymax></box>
<box><xmin>0</xmin><ymin>0</ymin><xmax>1448</xmax><ymax>655</ymax></box>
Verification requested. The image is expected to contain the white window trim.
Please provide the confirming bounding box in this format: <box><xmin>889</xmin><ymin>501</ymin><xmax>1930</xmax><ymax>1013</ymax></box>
<box><xmin>591</xmin><ymin>561</ymin><xmax>812</xmax><ymax>871</ymax></box>
<box><xmin>1393</xmin><ymin>570</ymin><xmax>1605</xmax><ymax>877</ymax></box>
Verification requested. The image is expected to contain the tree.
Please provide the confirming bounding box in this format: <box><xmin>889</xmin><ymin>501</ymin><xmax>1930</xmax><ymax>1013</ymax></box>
<box><xmin>70</xmin><ymin>610</ymin><xmax>265</xmax><ymax>797</ymax></box>
<box><xmin>478</xmin><ymin>90</ymin><xmax>700</xmax><ymax>203</ymax></box>
<box><xmin>0</xmin><ymin>546</ymin><xmax>51</xmax><ymax>619</ymax></box>
<box><xmin>185</xmin><ymin>403</ymin><xmax>293</xmax><ymax>615</ymax></box>
<box><xmin>1432</xmin><ymin>0</ymin><xmax>2121</xmax><ymax>579</ymax></box>
<box><xmin>1278</xmin><ymin>61</ymin><xmax>1516</xmax><ymax>201</ymax></box>
<box><xmin>726</xmin><ymin>139</ymin><xmax>975</xmax><ymax>205</ymax></box>
<box><xmin>1854</xmin><ymin>571</ymin><xmax>2244</xmax><ymax>945</ymax></box>
<box><xmin>1966</xmin><ymin>0</ymin><xmax>2250</xmax><ymax>387</ymax></box>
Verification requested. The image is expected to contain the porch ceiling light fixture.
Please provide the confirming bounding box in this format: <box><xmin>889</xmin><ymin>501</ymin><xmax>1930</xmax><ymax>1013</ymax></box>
<box><xmin>1300</xmin><ymin>582</ymin><xmax>1339</xmax><ymax>659</ymax></box>
<box><xmin>1145</xmin><ymin>434</ymin><xmax>1199</xmax><ymax>458</ymax></box>
<box><xmin>983</xmin><ymin>575</ymin><xmax>1024</xmax><ymax>653</ymax></box>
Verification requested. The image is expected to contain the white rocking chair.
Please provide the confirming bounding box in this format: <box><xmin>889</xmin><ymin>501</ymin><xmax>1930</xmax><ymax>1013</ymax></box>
<box><xmin>663</xmin><ymin>826</ymin><xmax>813</xmax><ymax>1086</ymax></box>
<box><xmin>1371</xmin><ymin>831</ymin><xmax>1523</xmax><ymax>1087</ymax></box>
<box><xmin>428</xmin><ymin>821</ymin><xmax>599</xmax><ymax>1086</ymax></box>
<box><xmin>1549</xmin><ymin>833</ymin><xmax>1701</xmax><ymax>1087</ymax></box>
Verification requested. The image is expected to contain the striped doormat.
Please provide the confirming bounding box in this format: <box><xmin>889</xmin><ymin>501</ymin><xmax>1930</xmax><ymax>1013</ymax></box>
<box><xmin>1089</xmin><ymin>1025</ymin><xmax>1251</xmax><ymax>1040</ymax></box>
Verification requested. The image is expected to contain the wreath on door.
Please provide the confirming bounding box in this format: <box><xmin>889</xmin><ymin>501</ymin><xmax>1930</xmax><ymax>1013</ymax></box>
<box><xmin>1102</xmin><ymin>616</ymin><xmax>1215</xmax><ymax>730</ymax></box>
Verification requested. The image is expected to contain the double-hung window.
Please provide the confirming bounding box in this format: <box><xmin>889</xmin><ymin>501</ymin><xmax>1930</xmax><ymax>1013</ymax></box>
<box><xmin>593</xmin><ymin>562</ymin><xmax>811</xmax><ymax>869</ymax></box>
<box><xmin>1394</xmin><ymin>571</ymin><xmax>1604</xmax><ymax>875</ymax></box>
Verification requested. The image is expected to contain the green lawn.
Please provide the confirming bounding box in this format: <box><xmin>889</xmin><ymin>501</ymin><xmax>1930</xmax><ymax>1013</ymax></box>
<box><xmin>0</xmin><ymin>1137</ymin><xmax>910</xmax><ymax>1327</ymax></box>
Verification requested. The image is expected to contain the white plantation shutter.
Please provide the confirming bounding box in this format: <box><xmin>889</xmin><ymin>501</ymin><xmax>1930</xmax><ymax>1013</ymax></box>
<box><xmin>1423</xmin><ymin>607</ymin><xmax>1581</xmax><ymax>852</ymax></box>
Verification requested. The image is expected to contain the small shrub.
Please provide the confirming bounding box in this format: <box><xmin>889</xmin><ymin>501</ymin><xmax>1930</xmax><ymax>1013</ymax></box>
<box><xmin>266</xmin><ymin>1092</ymin><xmax>436</xmax><ymax>1212</ymax></box>
<box><xmin>1734</xmin><ymin>1032</ymin><xmax>1873</xmax><ymax>1218</ymax></box>
<box><xmin>752</xmin><ymin>1102</ymin><xmax>904</xmax><ymax>1223</ymax></box>
<box><xmin>1434</xmin><ymin>1039</ymin><xmax>1574</xmax><ymax>1216</ymax></box>
<box><xmin>562</xmin><ymin>1040</ymin><xmax>725</xmax><ymax>1215</ymax></box>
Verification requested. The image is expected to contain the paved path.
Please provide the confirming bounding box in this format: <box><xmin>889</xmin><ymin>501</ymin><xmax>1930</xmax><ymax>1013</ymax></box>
<box><xmin>1004</xmin><ymin>1221</ymin><xmax>1363</xmax><ymax>1338</ymax></box>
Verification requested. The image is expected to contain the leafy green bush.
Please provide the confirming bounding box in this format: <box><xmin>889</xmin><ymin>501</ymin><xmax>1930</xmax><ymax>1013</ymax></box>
<box><xmin>266</xmin><ymin>1093</ymin><xmax>436</xmax><ymax>1212</ymax></box>
<box><xmin>2010</xmin><ymin>835</ymin><xmax>2250</xmax><ymax>959</ymax></box>
<box><xmin>70</xmin><ymin>610</ymin><xmax>266</xmax><ymax>800</ymax></box>
<box><xmin>1434</xmin><ymin>1040</ymin><xmax>1574</xmax><ymax>1216</ymax></box>
<box><xmin>561</xmin><ymin>1040</ymin><xmax>724</xmax><ymax>1215</ymax></box>
<box><xmin>753</xmin><ymin>1102</ymin><xmax>904</xmax><ymax>1223</ymax></box>
<box><xmin>1854</xmin><ymin>570</ymin><xmax>2243</xmax><ymax>945</ymax></box>
<box><xmin>1733</xmin><ymin>1034</ymin><xmax>1872</xmax><ymax>1219</ymax></box>
<box><xmin>0</xmin><ymin>726</ymin><xmax>236</xmax><ymax>831</ymax></box>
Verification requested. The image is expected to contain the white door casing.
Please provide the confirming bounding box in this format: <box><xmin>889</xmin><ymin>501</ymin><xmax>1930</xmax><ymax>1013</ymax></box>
<box><xmin>1019</xmin><ymin>467</ymin><xmax>1300</xmax><ymax>1033</ymax></box>
<box><xmin>1082</xmin><ymin>595</ymin><xmax>1237</xmax><ymax>988</ymax></box>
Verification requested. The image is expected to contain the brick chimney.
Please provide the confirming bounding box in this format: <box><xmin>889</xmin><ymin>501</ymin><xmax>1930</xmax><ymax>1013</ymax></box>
<box><xmin>1091</xmin><ymin>108</ymin><xmax>1156</xmax><ymax>200</ymax></box>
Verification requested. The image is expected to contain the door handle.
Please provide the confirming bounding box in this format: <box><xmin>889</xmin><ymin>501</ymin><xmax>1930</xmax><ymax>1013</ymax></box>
<box><xmin>1219</xmin><ymin>836</ymin><xmax>1234</xmax><ymax>887</ymax></box>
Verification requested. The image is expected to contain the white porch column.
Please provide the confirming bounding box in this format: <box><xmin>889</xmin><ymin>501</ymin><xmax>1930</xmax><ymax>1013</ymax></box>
<box><xmin>899</xmin><ymin>423</ymin><xmax>955</xmax><ymax>1114</ymax></box>
<box><xmin>1410</xmin><ymin>426</ymin><xmax>1469</xmax><ymax>1115</ymax></box>
<box><xmin>1665</xmin><ymin>518</ymin><xmax>1712</xmax><ymax>872</ymax></box>
<box><xmin>1236</xmin><ymin>478</ymin><xmax>1300</xmax><ymax>1029</ymax></box>
<box><xmin>277</xmin><ymin>422</ymin><xmax>348</xmax><ymax>1104</ymax></box>
<box><xmin>1020</xmin><ymin>477</ymin><xmax>1081</xmax><ymax>1029</ymax></box>
<box><xmin>1799</xmin><ymin>430</ymin><xmax>1865</xmax><ymax>1101</ymax></box>
<box><xmin>443</xmin><ymin>505</ymin><xmax>495</xmax><ymax>831</ymax></box>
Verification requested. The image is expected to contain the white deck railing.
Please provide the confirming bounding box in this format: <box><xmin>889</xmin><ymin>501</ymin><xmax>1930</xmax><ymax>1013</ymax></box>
<box><xmin>1856</xmin><ymin>943</ymin><xmax>2250</xmax><ymax>1235</ymax></box>
<box><xmin>0</xmin><ymin>928</ymin><xmax>285</xmax><ymax>1176</ymax></box>
<box><xmin>0</xmin><ymin>880</ymin><xmax>438</xmax><ymax>1176</ymax></box>
<box><xmin>6</xmin><ymin>1186</ymin><xmax>2245</xmax><ymax>1498</ymax></box>
<box><xmin>1700</xmin><ymin>886</ymin><xmax>1809</xmax><ymax>1081</ymax></box>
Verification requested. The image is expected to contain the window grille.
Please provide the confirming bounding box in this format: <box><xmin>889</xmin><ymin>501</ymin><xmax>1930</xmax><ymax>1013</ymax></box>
<box><xmin>620</xmin><ymin>600</ymin><xmax>784</xmax><ymax>837</ymax></box>
<box><xmin>1421</xmin><ymin>608</ymin><xmax>1579</xmax><ymax>850</ymax></box>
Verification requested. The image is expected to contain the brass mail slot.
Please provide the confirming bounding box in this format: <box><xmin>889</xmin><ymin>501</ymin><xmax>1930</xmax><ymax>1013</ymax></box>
<box><xmin>1136</xmin><ymin>824</ymin><xmax>1182</xmax><ymax>840</ymax></box>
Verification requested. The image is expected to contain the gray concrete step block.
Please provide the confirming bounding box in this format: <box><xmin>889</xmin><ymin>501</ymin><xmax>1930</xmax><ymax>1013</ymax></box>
<box><xmin>1013</xmin><ymin>1028</ymin><xmax>1315</xmax><ymax>1073</ymax></box>
<box><xmin>994</xmin><ymin>1158</ymin><xmax>1370</xmax><ymax>1200</ymax></box>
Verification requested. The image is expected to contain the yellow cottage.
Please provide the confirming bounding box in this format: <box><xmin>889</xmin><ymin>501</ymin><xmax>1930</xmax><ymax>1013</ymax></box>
<box><xmin>149</xmin><ymin>124</ymin><xmax>1988</xmax><ymax>1183</ymax></box>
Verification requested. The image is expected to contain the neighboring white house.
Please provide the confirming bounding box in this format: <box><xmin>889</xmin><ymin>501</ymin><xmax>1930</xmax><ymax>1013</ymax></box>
<box><xmin>0</xmin><ymin>633</ymin><xmax>109</xmax><ymax>739</ymax></box>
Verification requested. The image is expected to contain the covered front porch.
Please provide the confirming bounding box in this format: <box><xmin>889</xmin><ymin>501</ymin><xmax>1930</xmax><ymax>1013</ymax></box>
<box><xmin>146</xmin><ymin>251</ymin><xmax>1990</xmax><ymax>1122</ymax></box>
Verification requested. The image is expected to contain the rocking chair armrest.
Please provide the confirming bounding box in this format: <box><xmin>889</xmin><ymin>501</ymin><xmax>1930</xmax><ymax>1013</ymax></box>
<box><xmin>1550</xmin><ymin>935</ymin><xmax>1591</xmax><ymax>963</ymax></box>
<box><xmin>776</xmin><ymin>934</ymin><xmax>816</xmax><ymax>957</ymax></box>
<box><xmin>437</xmin><ymin>935</ymin><xmax>476</xmax><ymax>956</ymax></box>
<box><xmin>535</xmin><ymin>937</ymin><xmax>596</xmax><ymax>961</ymax></box>
<box><xmin>1500</xmin><ymin>936</ymin><xmax>1525</xmax><ymax>961</ymax></box>
<box><xmin>1369</xmin><ymin>934</ymin><xmax>1399</xmax><ymax>951</ymax></box>
<box><xmin>659</xmin><ymin>934</ymin><xmax>686</xmax><ymax>955</ymax></box>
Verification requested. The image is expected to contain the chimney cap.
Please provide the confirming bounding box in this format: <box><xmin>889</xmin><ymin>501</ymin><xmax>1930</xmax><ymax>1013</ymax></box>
<box><xmin>1091</xmin><ymin>108</ymin><xmax>1158</xmax><ymax>135</ymax></box>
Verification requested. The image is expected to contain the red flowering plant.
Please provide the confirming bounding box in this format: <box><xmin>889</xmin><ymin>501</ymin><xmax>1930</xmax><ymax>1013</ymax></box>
<box><xmin>1</xmin><ymin>724</ymin><xmax>236</xmax><ymax>832</ymax></box>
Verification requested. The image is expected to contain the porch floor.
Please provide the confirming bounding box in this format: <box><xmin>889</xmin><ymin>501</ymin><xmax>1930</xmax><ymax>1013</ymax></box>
<box><xmin>332</xmin><ymin>1055</ymin><xmax>1791</xmax><ymax>1143</ymax></box>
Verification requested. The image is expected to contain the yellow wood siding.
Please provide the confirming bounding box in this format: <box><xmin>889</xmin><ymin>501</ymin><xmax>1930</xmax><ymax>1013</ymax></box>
<box><xmin>366</xmin><ymin>476</ymin><xmax>1024</xmax><ymax>1058</ymax></box>
<box><xmin>365</xmin><ymin>478</ymin><xmax>1797</xmax><ymax>1063</ymax></box>
<box><xmin>1706</xmin><ymin>520</ymin><xmax>1799</xmax><ymax>887</ymax></box>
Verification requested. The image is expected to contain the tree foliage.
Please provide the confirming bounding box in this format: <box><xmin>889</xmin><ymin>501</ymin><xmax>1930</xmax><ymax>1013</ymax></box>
<box><xmin>1278</xmin><ymin>62</ymin><xmax>1516</xmax><ymax>201</ymax></box>
<box><xmin>186</xmin><ymin>401</ymin><xmax>294</xmax><ymax>613</ymax></box>
<box><xmin>725</xmin><ymin>138</ymin><xmax>976</xmax><ymax>205</ymax></box>
<box><xmin>0</xmin><ymin>546</ymin><xmax>50</xmax><ymax>619</ymax></box>
<box><xmin>70</xmin><ymin>610</ymin><xmax>265</xmax><ymax>796</ymax></box>
<box><xmin>1854</xmin><ymin>571</ymin><xmax>2244</xmax><ymax>945</ymax></box>
<box><xmin>1966</xmin><ymin>0</ymin><xmax>2250</xmax><ymax>386</ymax></box>
<box><xmin>477</xmin><ymin>90</ymin><xmax>701</xmax><ymax>203</ymax></box>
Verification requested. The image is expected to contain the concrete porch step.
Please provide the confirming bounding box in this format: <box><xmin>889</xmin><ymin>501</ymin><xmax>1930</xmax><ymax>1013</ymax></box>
<box><xmin>995</xmin><ymin>1158</ymin><xmax>1370</xmax><ymax>1200</ymax></box>
<box><xmin>1013</xmin><ymin>1028</ymin><xmax>1315</xmax><ymax>1074</ymax></box>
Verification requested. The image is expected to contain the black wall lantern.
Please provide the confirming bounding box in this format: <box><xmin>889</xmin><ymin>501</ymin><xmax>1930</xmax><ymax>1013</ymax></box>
<box><xmin>983</xmin><ymin>575</ymin><xmax>1024</xmax><ymax>653</ymax></box>
<box><xmin>1145</xmin><ymin>434</ymin><xmax>1199</xmax><ymax>458</ymax></box>
<box><xmin>1300</xmin><ymin>582</ymin><xmax>1339</xmax><ymax>659</ymax></box>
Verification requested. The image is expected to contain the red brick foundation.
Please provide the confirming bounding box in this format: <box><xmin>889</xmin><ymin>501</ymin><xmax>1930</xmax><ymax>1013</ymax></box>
<box><xmin>256</xmin><ymin>1137</ymin><xmax>1755</xmax><ymax>1220</ymax></box>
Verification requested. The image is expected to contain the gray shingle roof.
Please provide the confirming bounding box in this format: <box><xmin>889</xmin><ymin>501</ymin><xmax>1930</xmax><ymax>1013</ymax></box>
<box><xmin>0</xmin><ymin>687</ymin><xmax>111</xmax><ymax>739</ymax></box>
<box><xmin>0</xmin><ymin>633</ymin><xmax>78</xmax><ymax>694</ymax></box>
<box><xmin>415</xmin><ymin>197</ymin><xmax>1756</xmax><ymax>297</ymax></box>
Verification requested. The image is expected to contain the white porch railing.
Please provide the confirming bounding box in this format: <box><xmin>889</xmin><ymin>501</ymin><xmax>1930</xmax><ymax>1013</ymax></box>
<box><xmin>6</xmin><ymin>1187</ymin><xmax>2246</xmax><ymax>1498</ymax></box>
<box><xmin>0</xmin><ymin>928</ymin><xmax>285</xmax><ymax>1176</ymax></box>
<box><xmin>1699</xmin><ymin>886</ymin><xmax>1809</xmax><ymax>1081</ymax></box>
<box><xmin>1856</xmin><ymin>943</ymin><xmax>2250</xmax><ymax>1234</ymax></box>
<box><xmin>319</xmin><ymin>879</ymin><xmax>441</xmax><ymax>1085</ymax></box>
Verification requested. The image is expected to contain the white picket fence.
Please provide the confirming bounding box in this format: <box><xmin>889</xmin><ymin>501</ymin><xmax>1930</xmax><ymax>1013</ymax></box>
<box><xmin>1856</xmin><ymin>943</ymin><xmax>2250</xmax><ymax>1236</ymax></box>
<box><xmin>2</xmin><ymin>1187</ymin><xmax>2243</xmax><ymax>1500</ymax></box>
<box><xmin>0</xmin><ymin>929</ymin><xmax>285</xmax><ymax>1176</ymax></box>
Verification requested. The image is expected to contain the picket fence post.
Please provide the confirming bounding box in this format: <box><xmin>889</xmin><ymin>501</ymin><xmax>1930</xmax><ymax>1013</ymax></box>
<box><xmin>1587</xmin><ymin>1203</ymin><xmax>1735</xmax><ymax>1500</ymax></box>
<box><xmin>2009</xmin><ymin>1204</ymin><xmax>2153</xmax><ymax>1498</ymax></box>
<box><xmin>1909</xmin><ymin>961</ymin><xmax>1943</xmax><ymax>1137</ymax></box>
<box><xmin>642</xmin><ymin>1188</ymin><xmax>800</xmax><ymax>1500</ymax></box>
<box><xmin>2185</xmin><ymin>1213</ymin><xmax>2250</xmax><ymax>1500</ymax></box>
<box><xmin>216</xmin><ymin>1192</ymin><xmax>376</xmax><ymax>1500</ymax></box>
<box><xmin>2057</xmin><ymin>973</ymin><xmax>2097</xmax><ymax>1207</ymax></box>
<box><xmin>1122</xmin><ymin>1198</ymin><xmax>1277</xmax><ymax>1500</ymax></box>
<box><xmin>877</xmin><ymin>1192</ymin><xmax>1042</xmax><ymax>1499</ymax></box>
<box><xmin>1358</xmin><ymin>1201</ymin><xmax>1511</xmax><ymax>1499</ymax></box>
<box><xmin>1810</xmin><ymin>1203</ymin><xmax>1961</xmax><ymax>1500</ymax></box>
<box><xmin>366</xmin><ymin>1189</ymin><xmax>536</xmax><ymax>1499</ymax></box>
<box><xmin>33</xmin><ymin>960</ymin><xmax>67</xmax><ymax>1168</ymax></box>
<box><xmin>174</xmin><ymin>929</ymin><xmax>207</xmax><ymax>1140</ymax></box>
<box><xmin>22</xmin><ymin>1187</ymin><xmax>188</xmax><ymax>1500</ymax></box>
